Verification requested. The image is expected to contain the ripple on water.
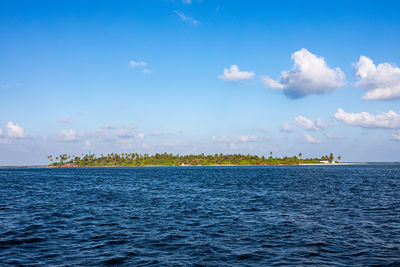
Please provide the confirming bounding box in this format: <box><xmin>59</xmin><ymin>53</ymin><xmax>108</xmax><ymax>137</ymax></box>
<box><xmin>0</xmin><ymin>165</ymin><xmax>399</xmax><ymax>265</ymax></box>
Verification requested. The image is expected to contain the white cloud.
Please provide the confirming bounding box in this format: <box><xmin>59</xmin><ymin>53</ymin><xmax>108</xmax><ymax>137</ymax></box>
<box><xmin>294</xmin><ymin>115</ymin><xmax>325</xmax><ymax>131</ymax></box>
<box><xmin>334</xmin><ymin>108</ymin><xmax>400</xmax><ymax>129</ymax></box>
<box><xmin>229</xmin><ymin>143</ymin><xmax>239</xmax><ymax>149</ymax></box>
<box><xmin>83</xmin><ymin>140</ymin><xmax>94</xmax><ymax>150</ymax></box>
<box><xmin>152</xmin><ymin>130</ymin><xmax>161</xmax><ymax>136</ymax></box>
<box><xmin>211</xmin><ymin>135</ymin><xmax>260</xmax><ymax>144</ymax></box>
<box><xmin>173</xmin><ymin>10</ymin><xmax>199</xmax><ymax>25</ymax></box>
<box><xmin>262</xmin><ymin>48</ymin><xmax>345</xmax><ymax>98</ymax></box>
<box><xmin>0</xmin><ymin>138</ymin><xmax>11</xmax><ymax>144</ymax></box>
<box><xmin>137</xmin><ymin>132</ymin><xmax>145</xmax><ymax>140</ymax></box>
<box><xmin>218</xmin><ymin>136</ymin><xmax>234</xmax><ymax>143</ymax></box>
<box><xmin>237</xmin><ymin>135</ymin><xmax>259</xmax><ymax>142</ymax></box>
<box><xmin>142</xmin><ymin>69</ymin><xmax>153</xmax><ymax>74</ymax></box>
<box><xmin>280</xmin><ymin>122</ymin><xmax>293</xmax><ymax>132</ymax></box>
<box><xmin>58</xmin><ymin>118</ymin><xmax>72</xmax><ymax>124</ymax></box>
<box><xmin>115</xmin><ymin>129</ymin><xmax>135</xmax><ymax>139</ymax></box>
<box><xmin>0</xmin><ymin>128</ymin><xmax>10</xmax><ymax>144</ymax></box>
<box><xmin>219</xmin><ymin>65</ymin><xmax>255</xmax><ymax>81</ymax></box>
<box><xmin>304</xmin><ymin>133</ymin><xmax>322</xmax><ymax>144</ymax></box>
<box><xmin>99</xmin><ymin>125</ymin><xmax>117</xmax><ymax>131</ymax></box>
<box><xmin>324</xmin><ymin>131</ymin><xmax>343</xmax><ymax>139</ymax></box>
<box><xmin>354</xmin><ymin>56</ymin><xmax>400</xmax><ymax>100</ymax></box>
<box><xmin>7</xmin><ymin>122</ymin><xmax>27</xmax><ymax>138</ymax></box>
<box><xmin>163</xmin><ymin>139</ymin><xmax>184</xmax><ymax>147</ymax></box>
<box><xmin>130</xmin><ymin>60</ymin><xmax>147</xmax><ymax>67</ymax></box>
<box><xmin>392</xmin><ymin>130</ymin><xmax>400</xmax><ymax>141</ymax></box>
<box><xmin>58</xmin><ymin>129</ymin><xmax>81</xmax><ymax>142</ymax></box>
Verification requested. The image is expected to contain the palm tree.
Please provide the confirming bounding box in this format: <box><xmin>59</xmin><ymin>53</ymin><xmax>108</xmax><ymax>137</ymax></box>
<box><xmin>329</xmin><ymin>153</ymin><xmax>334</xmax><ymax>163</ymax></box>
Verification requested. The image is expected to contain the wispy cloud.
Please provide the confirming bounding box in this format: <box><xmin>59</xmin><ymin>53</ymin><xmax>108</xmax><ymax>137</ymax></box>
<box><xmin>0</xmin><ymin>82</ymin><xmax>22</xmax><ymax>89</ymax></box>
<box><xmin>58</xmin><ymin>118</ymin><xmax>73</xmax><ymax>124</ymax></box>
<box><xmin>392</xmin><ymin>130</ymin><xmax>400</xmax><ymax>141</ymax></box>
<box><xmin>142</xmin><ymin>69</ymin><xmax>153</xmax><ymax>74</ymax></box>
<box><xmin>304</xmin><ymin>133</ymin><xmax>322</xmax><ymax>144</ymax></box>
<box><xmin>152</xmin><ymin>130</ymin><xmax>161</xmax><ymax>136</ymax></box>
<box><xmin>130</xmin><ymin>60</ymin><xmax>147</xmax><ymax>67</ymax></box>
<box><xmin>294</xmin><ymin>115</ymin><xmax>325</xmax><ymax>131</ymax></box>
<box><xmin>281</xmin><ymin>122</ymin><xmax>293</xmax><ymax>132</ymax></box>
<box><xmin>324</xmin><ymin>131</ymin><xmax>343</xmax><ymax>139</ymax></box>
<box><xmin>173</xmin><ymin>10</ymin><xmax>199</xmax><ymax>25</ymax></box>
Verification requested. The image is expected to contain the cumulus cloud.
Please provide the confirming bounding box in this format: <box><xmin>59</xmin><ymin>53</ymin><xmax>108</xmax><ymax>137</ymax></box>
<box><xmin>334</xmin><ymin>108</ymin><xmax>400</xmax><ymax>129</ymax></box>
<box><xmin>173</xmin><ymin>10</ymin><xmax>199</xmax><ymax>25</ymax></box>
<box><xmin>218</xmin><ymin>65</ymin><xmax>255</xmax><ymax>81</ymax></box>
<box><xmin>304</xmin><ymin>133</ymin><xmax>322</xmax><ymax>144</ymax></box>
<box><xmin>130</xmin><ymin>60</ymin><xmax>147</xmax><ymax>67</ymax></box>
<box><xmin>294</xmin><ymin>115</ymin><xmax>325</xmax><ymax>131</ymax></box>
<box><xmin>7</xmin><ymin>122</ymin><xmax>27</xmax><ymax>138</ymax></box>
<box><xmin>261</xmin><ymin>48</ymin><xmax>345</xmax><ymax>98</ymax></box>
<box><xmin>58</xmin><ymin>129</ymin><xmax>82</xmax><ymax>142</ymax></box>
<box><xmin>280</xmin><ymin>122</ymin><xmax>293</xmax><ymax>132</ymax></box>
<box><xmin>354</xmin><ymin>56</ymin><xmax>400</xmax><ymax>100</ymax></box>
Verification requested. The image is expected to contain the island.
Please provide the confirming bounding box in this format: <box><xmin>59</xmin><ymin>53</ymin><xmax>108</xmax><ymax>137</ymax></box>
<box><xmin>47</xmin><ymin>153</ymin><xmax>341</xmax><ymax>167</ymax></box>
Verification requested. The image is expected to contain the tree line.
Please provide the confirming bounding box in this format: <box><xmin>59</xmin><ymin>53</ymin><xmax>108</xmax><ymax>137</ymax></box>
<box><xmin>47</xmin><ymin>152</ymin><xmax>341</xmax><ymax>167</ymax></box>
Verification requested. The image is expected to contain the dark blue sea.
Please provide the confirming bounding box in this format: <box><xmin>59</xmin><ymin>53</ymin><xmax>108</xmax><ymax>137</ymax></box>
<box><xmin>0</xmin><ymin>165</ymin><xmax>399</xmax><ymax>266</ymax></box>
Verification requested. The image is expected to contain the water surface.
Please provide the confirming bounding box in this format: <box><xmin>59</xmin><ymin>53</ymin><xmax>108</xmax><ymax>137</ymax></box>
<box><xmin>0</xmin><ymin>165</ymin><xmax>399</xmax><ymax>266</ymax></box>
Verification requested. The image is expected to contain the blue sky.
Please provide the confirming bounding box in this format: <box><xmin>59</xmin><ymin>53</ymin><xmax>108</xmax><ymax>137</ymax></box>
<box><xmin>1</xmin><ymin>0</ymin><xmax>400</xmax><ymax>165</ymax></box>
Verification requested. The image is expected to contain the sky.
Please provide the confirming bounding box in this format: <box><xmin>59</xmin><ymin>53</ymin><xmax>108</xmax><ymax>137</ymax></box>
<box><xmin>1</xmin><ymin>0</ymin><xmax>400</xmax><ymax>165</ymax></box>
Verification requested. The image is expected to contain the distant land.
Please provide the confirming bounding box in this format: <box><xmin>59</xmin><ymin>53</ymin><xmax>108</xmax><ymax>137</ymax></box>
<box><xmin>44</xmin><ymin>153</ymin><xmax>342</xmax><ymax>167</ymax></box>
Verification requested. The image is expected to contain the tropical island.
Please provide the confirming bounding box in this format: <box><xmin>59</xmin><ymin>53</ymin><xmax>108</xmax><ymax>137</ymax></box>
<box><xmin>47</xmin><ymin>152</ymin><xmax>341</xmax><ymax>167</ymax></box>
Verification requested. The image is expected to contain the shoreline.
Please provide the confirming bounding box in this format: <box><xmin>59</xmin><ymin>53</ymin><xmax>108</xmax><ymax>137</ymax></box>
<box><xmin>1</xmin><ymin>162</ymin><xmax>364</xmax><ymax>169</ymax></box>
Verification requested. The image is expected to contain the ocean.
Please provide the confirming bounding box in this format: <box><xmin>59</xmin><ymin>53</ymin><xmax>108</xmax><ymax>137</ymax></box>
<box><xmin>0</xmin><ymin>165</ymin><xmax>399</xmax><ymax>266</ymax></box>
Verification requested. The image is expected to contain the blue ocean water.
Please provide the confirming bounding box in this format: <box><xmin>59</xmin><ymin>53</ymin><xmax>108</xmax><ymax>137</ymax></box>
<box><xmin>0</xmin><ymin>165</ymin><xmax>399</xmax><ymax>266</ymax></box>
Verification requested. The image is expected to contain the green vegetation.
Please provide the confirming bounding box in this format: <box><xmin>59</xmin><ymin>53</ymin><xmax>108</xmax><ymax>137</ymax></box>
<box><xmin>48</xmin><ymin>152</ymin><xmax>341</xmax><ymax>167</ymax></box>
